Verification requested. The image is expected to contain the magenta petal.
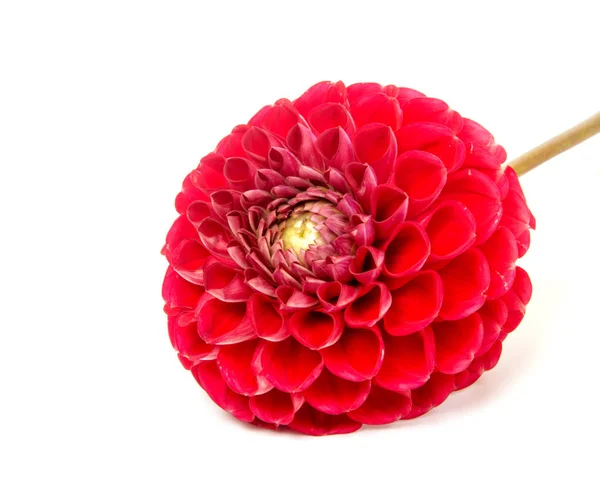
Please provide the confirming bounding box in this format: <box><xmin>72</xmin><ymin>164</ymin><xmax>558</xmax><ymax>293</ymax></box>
<box><xmin>317</xmin><ymin>127</ymin><xmax>356</xmax><ymax>171</ymax></box>
<box><xmin>303</xmin><ymin>369</ymin><xmax>371</xmax><ymax>415</ymax></box>
<box><xmin>249</xmin><ymin>389</ymin><xmax>303</xmax><ymax>426</ymax></box>
<box><xmin>170</xmin><ymin>238</ymin><xmax>210</xmax><ymax>285</ymax></box>
<box><xmin>317</xmin><ymin>281</ymin><xmax>359</xmax><ymax>312</ymax></box>
<box><xmin>476</xmin><ymin>299</ymin><xmax>508</xmax><ymax>357</ymax></box>
<box><xmin>308</xmin><ymin>102</ymin><xmax>355</xmax><ymax>135</ymax></box>
<box><xmin>192</xmin><ymin>153</ymin><xmax>229</xmax><ymax>193</ymax></box>
<box><xmin>384</xmin><ymin>271</ymin><xmax>443</xmax><ymax>336</ymax></box>
<box><xmin>293</xmin><ymin>81</ymin><xmax>347</xmax><ymax>119</ymax></box>
<box><xmin>344</xmin><ymin>162</ymin><xmax>377</xmax><ymax>210</ymax></box>
<box><xmin>347</xmin><ymin>385</ymin><xmax>411</xmax><ymax>425</ymax></box>
<box><xmin>203</xmin><ymin>259</ymin><xmax>253</xmax><ymax>302</ymax></box>
<box><xmin>186</xmin><ymin>200</ymin><xmax>212</xmax><ymax>229</ymax></box>
<box><xmin>223</xmin><ymin>156</ymin><xmax>258</xmax><ymax>192</ymax></box>
<box><xmin>162</xmin><ymin>267</ymin><xmax>204</xmax><ymax>310</ymax></box>
<box><xmin>196</xmin><ymin>294</ymin><xmax>255</xmax><ymax>345</ymax></box>
<box><xmin>374</xmin><ymin>328</ymin><xmax>435</xmax><ymax>392</ymax></box>
<box><xmin>349</xmin><ymin>246</ymin><xmax>384</xmax><ymax>284</ymax></box>
<box><xmin>353</xmin><ymin>123</ymin><xmax>398</xmax><ymax>182</ymax></box>
<box><xmin>479</xmin><ymin>226</ymin><xmax>518</xmax><ymax>299</ymax></box>
<box><xmin>438</xmin><ymin>248</ymin><xmax>491</xmax><ymax>320</ymax></box>
<box><xmin>192</xmin><ymin>361</ymin><xmax>254</xmax><ymax>422</ymax></box>
<box><xmin>286</xmin><ymin>124</ymin><xmax>326</xmax><ymax>170</ymax></box>
<box><xmin>403</xmin><ymin>373</ymin><xmax>455</xmax><ymax>420</ymax></box>
<box><xmin>347</xmin><ymin>82</ymin><xmax>383</xmax><ymax>105</ymax></box>
<box><xmin>255</xmin><ymin>337</ymin><xmax>324</xmax><ymax>393</ymax></box>
<box><xmin>215</xmin><ymin>125</ymin><xmax>249</xmax><ymax>158</ymax></box>
<box><xmin>350</xmin><ymin>92</ymin><xmax>403</xmax><ymax>131</ymax></box>
<box><xmin>197</xmin><ymin>218</ymin><xmax>235</xmax><ymax>264</ymax></box>
<box><xmin>419</xmin><ymin>200</ymin><xmax>477</xmax><ymax>262</ymax></box>
<box><xmin>321</xmin><ymin>327</ymin><xmax>384</xmax><ymax>381</ymax></box>
<box><xmin>432</xmin><ymin>313</ymin><xmax>484</xmax><ymax>374</ymax></box>
<box><xmin>217</xmin><ymin>339</ymin><xmax>272</xmax><ymax>396</ymax></box>
<box><xmin>163</xmin><ymin>214</ymin><xmax>199</xmax><ymax>263</ymax></box>
<box><xmin>248</xmin><ymin>99</ymin><xmax>303</xmax><ymax>139</ymax></box>
<box><xmin>290</xmin><ymin>310</ymin><xmax>344</xmax><ymax>350</ymax></box>
<box><xmin>242</xmin><ymin>127</ymin><xmax>281</xmax><ymax>166</ymax></box>
<box><xmin>393</xmin><ymin>150</ymin><xmax>447</xmax><ymax>217</ymax></box>
<box><xmin>370</xmin><ymin>184</ymin><xmax>409</xmax><ymax>241</ymax></box>
<box><xmin>402</xmin><ymin>97</ymin><xmax>463</xmax><ymax>132</ymax></box>
<box><xmin>381</xmin><ymin>222</ymin><xmax>430</xmax><ymax>278</ymax></box>
<box><xmin>344</xmin><ymin>282</ymin><xmax>392</xmax><ymax>328</ymax></box>
<box><xmin>276</xmin><ymin>286</ymin><xmax>319</xmax><ymax>311</ymax></box>
<box><xmin>168</xmin><ymin>311</ymin><xmax>218</xmax><ymax>364</ymax></box>
<box><xmin>439</xmin><ymin>168</ymin><xmax>503</xmax><ymax>245</ymax></box>
<box><xmin>288</xmin><ymin>404</ymin><xmax>361</xmax><ymax>436</ymax></box>
<box><xmin>268</xmin><ymin>147</ymin><xmax>301</xmax><ymax>177</ymax></box>
<box><xmin>248</xmin><ymin>294</ymin><xmax>290</xmax><ymax>342</ymax></box>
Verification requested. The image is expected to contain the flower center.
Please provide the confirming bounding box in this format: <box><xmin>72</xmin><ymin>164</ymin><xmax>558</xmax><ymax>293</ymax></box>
<box><xmin>279</xmin><ymin>212</ymin><xmax>323</xmax><ymax>255</ymax></box>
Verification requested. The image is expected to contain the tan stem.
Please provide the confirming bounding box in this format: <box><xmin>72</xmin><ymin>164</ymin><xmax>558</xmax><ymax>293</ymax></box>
<box><xmin>508</xmin><ymin>111</ymin><xmax>600</xmax><ymax>176</ymax></box>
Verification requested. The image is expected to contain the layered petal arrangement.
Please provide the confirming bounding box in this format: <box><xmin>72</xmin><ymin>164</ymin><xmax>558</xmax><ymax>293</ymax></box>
<box><xmin>162</xmin><ymin>81</ymin><xmax>535</xmax><ymax>435</ymax></box>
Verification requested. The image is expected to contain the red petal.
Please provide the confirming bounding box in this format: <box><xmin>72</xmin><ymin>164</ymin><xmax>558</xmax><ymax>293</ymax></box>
<box><xmin>288</xmin><ymin>404</ymin><xmax>361</xmax><ymax>436</ymax></box>
<box><xmin>197</xmin><ymin>218</ymin><xmax>235</xmax><ymax>264</ymax></box>
<box><xmin>455</xmin><ymin>340</ymin><xmax>503</xmax><ymax>390</ymax></box>
<box><xmin>242</xmin><ymin>127</ymin><xmax>281</xmax><ymax>167</ymax></box>
<box><xmin>216</xmin><ymin>339</ymin><xmax>272</xmax><ymax>396</ymax></box>
<box><xmin>170</xmin><ymin>238</ymin><xmax>210</xmax><ymax>285</ymax></box>
<box><xmin>347</xmin><ymin>386</ymin><xmax>411</xmax><ymax>425</ymax></box>
<box><xmin>216</xmin><ymin>125</ymin><xmax>249</xmax><ymax>158</ymax></box>
<box><xmin>392</xmin><ymin>150</ymin><xmax>447</xmax><ymax>217</ymax></box>
<box><xmin>162</xmin><ymin>267</ymin><xmax>204</xmax><ymax>310</ymax></box>
<box><xmin>186</xmin><ymin>200</ymin><xmax>212</xmax><ymax>229</ymax></box>
<box><xmin>403</xmin><ymin>373</ymin><xmax>456</xmax><ymax>419</ymax></box>
<box><xmin>163</xmin><ymin>214</ymin><xmax>198</xmax><ymax>263</ymax></box>
<box><xmin>458</xmin><ymin>118</ymin><xmax>494</xmax><ymax>149</ymax></box>
<box><xmin>374</xmin><ymin>328</ymin><xmax>435</xmax><ymax>392</ymax></box>
<box><xmin>248</xmin><ymin>99</ymin><xmax>303</xmax><ymax>139</ymax></box>
<box><xmin>223</xmin><ymin>157</ymin><xmax>257</xmax><ymax>192</ymax></box>
<box><xmin>381</xmin><ymin>222</ymin><xmax>430</xmax><ymax>278</ymax></box>
<box><xmin>286</xmin><ymin>124</ymin><xmax>326</xmax><ymax>170</ymax></box>
<box><xmin>438</xmin><ymin>248</ymin><xmax>491</xmax><ymax>320</ymax></box>
<box><xmin>394</xmin><ymin>87</ymin><xmax>425</xmax><ymax>106</ymax></box>
<box><xmin>196</xmin><ymin>295</ymin><xmax>255</xmax><ymax>345</ymax></box>
<box><xmin>439</xmin><ymin>168</ymin><xmax>502</xmax><ymax>245</ymax></box>
<box><xmin>169</xmin><ymin>311</ymin><xmax>218</xmax><ymax>364</ymax></box>
<box><xmin>500</xmin><ymin>167</ymin><xmax>536</xmax><ymax>257</ymax></box>
<box><xmin>353</xmin><ymin>123</ymin><xmax>397</xmax><ymax>182</ymax></box>
<box><xmin>248</xmin><ymin>294</ymin><xmax>290</xmax><ymax>342</ymax></box>
<box><xmin>344</xmin><ymin>162</ymin><xmax>377</xmax><ymax>210</ymax></box>
<box><xmin>303</xmin><ymin>369</ymin><xmax>371</xmax><ymax>415</ymax></box>
<box><xmin>350</xmin><ymin>92</ymin><xmax>403</xmax><ymax>131</ymax></box>
<box><xmin>308</xmin><ymin>102</ymin><xmax>355</xmax><ymax>135</ymax></box>
<box><xmin>419</xmin><ymin>200</ymin><xmax>477</xmax><ymax>262</ymax></box>
<box><xmin>321</xmin><ymin>327</ymin><xmax>384</xmax><ymax>381</ymax></box>
<box><xmin>192</xmin><ymin>153</ymin><xmax>229</xmax><ymax>193</ymax></box>
<box><xmin>316</xmin><ymin>281</ymin><xmax>359</xmax><ymax>312</ymax></box>
<box><xmin>384</xmin><ymin>271</ymin><xmax>443</xmax><ymax>336</ymax></box>
<box><xmin>370</xmin><ymin>184</ymin><xmax>409</xmax><ymax>241</ymax></box>
<box><xmin>432</xmin><ymin>313</ymin><xmax>484</xmax><ymax>374</ymax></box>
<box><xmin>500</xmin><ymin>266</ymin><xmax>532</xmax><ymax>335</ymax></box>
<box><xmin>290</xmin><ymin>310</ymin><xmax>344</xmax><ymax>350</ymax></box>
<box><xmin>344</xmin><ymin>282</ymin><xmax>392</xmax><ymax>328</ymax></box>
<box><xmin>249</xmin><ymin>389</ymin><xmax>303</xmax><ymax>426</ymax></box>
<box><xmin>268</xmin><ymin>147</ymin><xmax>301</xmax><ymax>177</ymax></box>
<box><xmin>316</xmin><ymin>127</ymin><xmax>356</xmax><ymax>171</ymax></box>
<box><xmin>203</xmin><ymin>259</ymin><xmax>252</xmax><ymax>302</ymax></box>
<box><xmin>402</xmin><ymin>97</ymin><xmax>463</xmax><ymax>133</ymax></box>
<box><xmin>347</xmin><ymin>82</ymin><xmax>383</xmax><ymax>105</ymax></box>
<box><xmin>349</xmin><ymin>246</ymin><xmax>385</xmax><ymax>284</ymax></box>
<box><xmin>479</xmin><ymin>226</ymin><xmax>518</xmax><ymax>299</ymax></box>
<box><xmin>293</xmin><ymin>81</ymin><xmax>347</xmax><ymax>119</ymax></box>
<box><xmin>475</xmin><ymin>299</ymin><xmax>508</xmax><ymax>357</ymax></box>
<box><xmin>276</xmin><ymin>286</ymin><xmax>319</xmax><ymax>311</ymax></box>
<box><xmin>255</xmin><ymin>337</ymin><xmax>324</xmax><ymax>392</ymax></box>
<box><xmin>192</xmin><ymin>361</ymin><xmax>254</xmax><ymax>422</ymax></box>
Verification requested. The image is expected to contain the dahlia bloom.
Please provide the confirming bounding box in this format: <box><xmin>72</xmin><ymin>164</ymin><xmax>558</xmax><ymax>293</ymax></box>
<box><xmin>162</xmin><ymin>81</ymin><xmax>535</xmax><ymax>435</ymax></box>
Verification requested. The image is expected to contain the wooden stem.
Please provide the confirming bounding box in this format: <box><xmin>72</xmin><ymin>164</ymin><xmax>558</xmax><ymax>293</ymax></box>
<box><xmin>508</xmin><ymin>111</ymin><xmax>600</xmax><ymax>176</ymax></box>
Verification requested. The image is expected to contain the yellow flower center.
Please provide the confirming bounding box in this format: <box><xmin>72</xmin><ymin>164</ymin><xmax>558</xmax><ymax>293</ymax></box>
<box><xmin>280</xmin><ymin>212</ymin><xmax>322</xmax><ymax>255</ymax></box>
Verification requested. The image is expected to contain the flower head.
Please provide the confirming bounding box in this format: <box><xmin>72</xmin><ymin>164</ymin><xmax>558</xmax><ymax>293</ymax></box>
<box><xmin>162</xmin><ymin>81</ymin><xmax>535</xmax><ymax>435</ymax></box>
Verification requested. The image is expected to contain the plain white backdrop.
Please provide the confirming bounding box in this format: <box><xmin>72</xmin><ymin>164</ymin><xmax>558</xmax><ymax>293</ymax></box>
<box><xmin>1</xmin><ymin>1</ymin><xmax>599</xmax><ymax>478</ymax></box>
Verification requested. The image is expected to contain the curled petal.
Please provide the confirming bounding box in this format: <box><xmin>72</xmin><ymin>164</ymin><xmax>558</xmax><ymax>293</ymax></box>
<box><xmin>402</xmin><ymin>97</ymin><xmax>463</xmax><ymax>132</ymax></box>
<box><xmin>403</xmin><ymin>373</ymin><xmax>456</xmax><ymax>420</ymax></box>
<box><xmin>203</xmin><ymin>259</ymin><xmax>252</xmax><ymax>302</ymax></box>
<box><xmin>170</xmin><ymin>238</ymin><xmax>210</xmax><ymax>285</ymax></box>
<box><xmin>268</xmin><ymin>147</ymin><xmax>301</xmax><ymax>177</ymax></box>
<box><xmin>374</xmin><ymin>328</ymin><xmax>435</xmax><ymax>392</ymax></box>
<box><xmin>346</xmin><ymin>82</ymin><xmax>383</xmax><ymax>105</ymax></box>
<box><xmin>458</xmin><ymin>118</ymin><xmax>495</xmax><ymax>149</ymax></box>
<box><xmin>176</xmin><ymin>172</ymin><xmax>209</xmax><ymax>215</ymax></box>
<box><xmin>325</xmin><ymin>167</ymin><xmax>352</xmax><ymax>194</ymax></box>
<box><xmin>347</xmin><ymin>386</ymin><xmax>411</xmax><ymax>425</ymax></box>
<box><xmin>162</xmin><ymin>215</ymin><xmax>198</xmax><ymax>263</ymax></box>
<box><xmin>344</xmin><ymin>282</ymin><xmax>392</xmax><ymax>328</ymax></box>
<box><xmin>248</xmin><ymin>99</ymin><xmax>303</xmax><ymax>139</ymax></box>
<box><xmin>349</xmin><ymin>246</ymin><xmax>384</xmax><ymax>284</ymax></box>
<box><xmin>223</xmin><ymin>157</ymin><xmax>257</xmax><ymax>192</ymax></box>
<box><xmin>500</xmin><ymin>167</ymin><xmax>536</xmax><ymax>257</ymax></box>
<box><xmin>288</xmin><ymin>404</ymin><xmax>361</xmax><ymax>436</ymax></box>
<box><xmin>286</xmin><ymin>124</ymin><xmax>326</xmax><ymax>170</ymax></box>
<box><xmin>162</xmin><ymin>267</ymin><xmax>204</xmax><ymax>310</ymax></box>
<box><xmin>439</xmin><ymin>168</ymin><xmax>503</xmax><ymax>245</ymax></box>
<box><xmin>303</xmin><ymin>369</ymin><xmax>371</xmax><ymax>415</ymax></box>
<box><xmin>240</xmin><ymin>189</ymin><xmax>273</xmax><ymax>211</ymax></box>
<box><xmin>215</xmin><ymin>125</ymin><xmax>249</xmax><ymax>158</ymax></box>
<box><xmin>432</xmin><ymin>313</ymin><xmax>484</xmax><ymax>374</ymax></box>
<box><xmin>476</xmin><ymin>299</ymin><xmax>508</xmax><ymax>357</ymax></box>
<box><xmin>245</xmin><ymin>269</ymin><xmax>276</xmax><ymax>297</ymax></box>
<box><xmin>290</xmin><ymin>310</ymin><xmax>344</xmax><ymax>350</ymax></box>
<box><xmin>197</xmin><ymin>218</ymin><xmax>235</xmax><ymax>264</ymax></box>
<box><xmin>480</xmin><ymin>226</ymin><xmax>518</xmax><ymax>299</ymax></box>
<box><xmin>500</xmin><ymin>266</ymin><xmax>532</xmax><ymax>336</ymax></box>
<box><xmin>169</xmin><ymin>311</ymin><xmax>218</xmax><ymax>364</ymax></box>
<box><xmin>317</xmin><ymin>127</ymin><xmax>356</xmax><ymax>171</ymax></box>
<box><xmin>317</xmin><ymin>281</ymin><xmax>359</xmax><ymax>312</ymax></box>
<box><xmin>463</xmin><ymin>144</ymin><xmax>508</xmax><ymax>197</ymax></box>
<box><xmin>381</xmin><ymin>222</ymin><xmax>430</xmax><ymax>279</ymax></box>
<box><xmin>196</xmin><ymin>294</ymin><xmax>255</xmax><ymax>345</ymax></box>
<box><xmin>217</xmin><ymin>339</ymin><xmax>272</xmax><ymax>396</ymax></box>
<box><xmin>249</xmin><ymin>389</ymin><xmax>303</xmax><ymax>426</ymax></box>
<box><xmin>353</xmin><ymin>123</ymin><xmax>398</xmax><ymax>182</ymax></box>
<box><xmin>419</xmin><ymin>200</ymin><xmax>477</xmax><ymax>263</ymax></box>
<box><xmin>192</xmin><ymin>361</ymin><xmax>254</xmax><ymax>422</ymax></box>
<box><xmin>242</xmin><ymin>127</ymin><xmax>281</xmax><ymax>166</ymax></box>
<box><xmin>438</xmin><ymin>248</ymin><xmax>491</xmax><ymax>320</ymax></box>
<box><xmin>248</xmin><ymin>294</ymin><xmax>290</xmax><ymax>342</ymax></box>
<box><xmin>293</xmin><ymin>80</ymin><xmax>347</xmax><ymax>119</ymax></box>
<box><xmin>456</xmin><ymin>340</ymin><xmax>503</xmax><ymax>390</ymax></box>
<box><xmin>255</xmin><ymin>169</ymin><xmax>285</xmax><ymax>191</ymax></box>
<box><xmin>394</xmin><ymin>87</ymin><xmax>426</xmax><ymax>106</ymax></box>
<box><xmin>192</xmin><ymin>153</ymin><xmax>229</xmax><ymax>193</ymax></box>
<box><xmin>384</xmin><ymin>271</ymin><xmax>443</xmax><ymax>336</ymax></box>
<box><xmin>254</xmin><ymin>337</ymin><xmax>324</xmax><ymax>392</ymax></box>
<box><xmin>186</xmin><ymin>200</ymin><xmax>212</xmax><ymax>230</ymax></box>
<box><xmin>347</xmin><ymin>214</ymin><xmax>375</xmax><ymax>247</ymax></box>
<box><xmin>210</xmin><ymin>190</ymin><xmax>241</xmax><ymax>220</ymax></box>
<box><xmin>321</xmin><ymin>327</ymin><xmax>384</xmax><ymax>381</ymax></box>
<box><xmin>370</xmin><ymin>184</ymin><xmax>409</xmax><ymax>241</ymax></box>
<box><xmin>276</xmin><ymin>286</ymin><xmax>319</xmax><ymax>311</ymax></box>
<box><xmin>392</xmin><ymin>150</ymin><xmax>447</xmax><ymax>217</ymax></box>
<box><xmin>344</xmin><ymin>162</ymin><xmax>377</xmax><ymax>210</ymax></box>
<box><xmin>350</xmin><ymin>92</ymin><xmax>403</xmax><ymax>131</ymax></box>
<box><xmin>308</xmin><ymin>102</ymin><xmax>355</xmax><ymax>135</ymax></box>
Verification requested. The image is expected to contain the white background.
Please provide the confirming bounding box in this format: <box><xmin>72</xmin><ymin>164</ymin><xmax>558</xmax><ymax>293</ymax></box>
<box><xmin>1</xmin><ymin>1</ymin><xmax>599</xmax><ymax>479</ymax></box>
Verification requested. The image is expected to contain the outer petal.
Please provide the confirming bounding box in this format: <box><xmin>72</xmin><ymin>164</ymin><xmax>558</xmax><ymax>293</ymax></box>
<box><xmin>203</xmin><ymin>259</ymin><xmax>253</xmax><ymax>302</ymax></box>
<box><xmin>500</xmin><ymin>266</ymin><xmax>532</xmax><ymax>337</ymax></box>
<box><xmin>374</xmin><ymin>328</ymin><xmax>435</xmax><ymax>392</ymax></box>
<box><xmin>353</xmin><ymin>123</ymin><xmax>398</xmax><ymax>182</ymax></box>
<box><xmin>380</xmin><ymin>222</ymin><xmax>430</xmax><ymax>279</ymax></box>
<box><xmin>308</xmin><ymin>102</ymin><xmax>355</xmax><ymax>135</ymax></box>
<box><xmin>254</xmin><ymin>337</ymin><xmax>324</xmax><ymax>393</ymax></box>
<box><xmin>403</xmin><ymin>373</ymin><xmax>456</xmax><ymax>420</ymax></box>
<box><xmin>344</xmin><ymin>282</ymin><xmax>392</xmax><ymax>328</ymax></box>
<box><xmin>432</xmin><ymin>313</ymin><xmax>484</xmax><ymax>374</ymax></box>
<box><xmin>192</xmin><ymin>361</ymin><xmax>254</xmax><ymax>422</ymax></box>
<box><xmin>248</xmin><ymin>294</ymin><xmax>290</xmax><ymax>342</ymax></box>
<box><xmin>350</xmin><ymin>92</ymin><xmax>403</xmax><ymax>131</ymax></box>
<box><xmin>249</xmin><ymin>389</ymin><xmax>303</xmax><ymax>426</ymax></box>
<box><xmin>349</xmin><ymin>246</ymin><xmax>385</xmax><ymax>284</ymax></box>
<box><xmin>170</xmin><ymin>238</ymin><xmax>210</xmax><ymax>286</ymax></box>
<box><xmin>196</xmin><ymin>294</ymin><xmax>255</xmax><ymax>345</ymax></box>
<box><xmin>216</xmin><ymin>339</ymin><xmax>272</xmax><ymax>396</ymax></box>
<box><xmin>402</xmin><ymin>97</ymin><xmax>463</xmax><ymax>133</ymax></box>
<box><xmin>168</xmin><ymin>311</ymin><xmax>218</xmax><ymax>365</ymax></box>
<box><xmin>242</xmin><ymin>127</ymin><xmax>281</xmax><ymax>166</ymax></box>
<box><xmin>303</xmin><ymin>369</ymin><xmax>371</xmax><ymax>415</ymax></box>
<box><xmin>479</xmin><ymin>226</ymin><xmax>518</xmax><ymax>299</ymax></box>
<box><xmin>476</xmin><ymin>299</ymin><xmax>508</xmax><ymax>357</ymax></box>
<box><xmin>317</xmin><ymin>127</ymin><xmax>356</xmax><ymax>171</ymax></box>
<box><xmin>347</xmin><ymin>386</ymin><xmax>411</xmax><ymax>425</ymax></box>
<box><xmin>455</xmin><ymin>340</ymin><xmax>503</xmax><ymax>390</ymax></box>
<box><xmin>370</xmin><ymin>184</ymin><xmax>409</xmax><ymax>241</ymax></box>
<box><xmin>321</xmin><ymin>327</ymin><xmax>384</xmax><ymax>381</ymax></box>
<box><xmin>288</xmin><ymin>404</ymin><xmax>361</xmax><ymax>436</ymax></box>
<box><xmin>290</xmin><ymin>310</ymin><xmax>344</xmax><ymax>350</ymax></box>
<box><xmin>293</xmin><ymin>81</ymin><xmax>347</xmax><ymax>119</ymax></box>
<box><xmin>162</xmin><ymin>267</ymin><xmax>204</xmax><ymax>310</ymax></box>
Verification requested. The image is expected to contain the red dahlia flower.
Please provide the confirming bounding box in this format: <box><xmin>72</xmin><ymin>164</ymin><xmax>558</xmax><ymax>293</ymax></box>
<box><xmin>162</xmin><ymin>81</ymin><xmax>535</xmax><ymax>435</ymax></box>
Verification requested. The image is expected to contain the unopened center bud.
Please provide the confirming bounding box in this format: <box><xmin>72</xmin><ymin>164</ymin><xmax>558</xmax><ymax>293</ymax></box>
<box><xmin>280</xmin><ymin>212</ymin><xmax>322</xmax><ymax>255</ymax></box>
